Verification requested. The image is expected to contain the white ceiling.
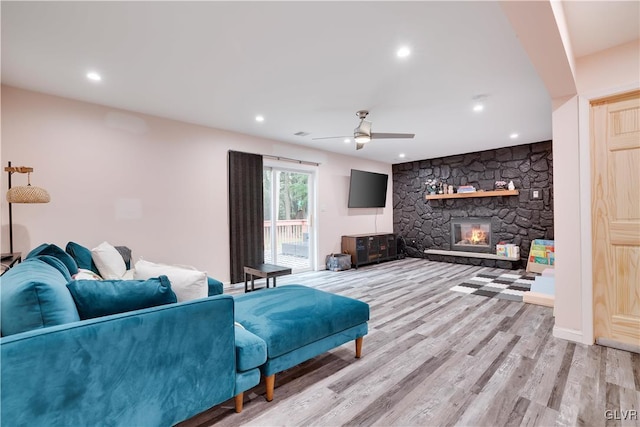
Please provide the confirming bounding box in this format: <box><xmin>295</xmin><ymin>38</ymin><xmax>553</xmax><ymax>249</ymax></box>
<box><xmin>2</xmin><ymin>1</ymin><xmax>638</xmax><ymax>164</ymax></box>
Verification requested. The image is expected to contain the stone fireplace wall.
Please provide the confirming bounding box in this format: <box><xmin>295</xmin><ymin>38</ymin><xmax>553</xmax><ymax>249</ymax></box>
<box><xmin>392</xmin><ymin>141</ymin><xmax>554</xmax><ymax>268</ymax></box>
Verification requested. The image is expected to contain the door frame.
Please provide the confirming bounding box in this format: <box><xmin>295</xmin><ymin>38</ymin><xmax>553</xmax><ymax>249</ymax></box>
<box><xmin>578</xmin><ymin>82</ymin><xmax>640</xmax><ymax>345</ymax></box>
<box><xmin>263</xmin><ymin>158</ymin><xmax>318</xmax><ymax>272</ymax></box>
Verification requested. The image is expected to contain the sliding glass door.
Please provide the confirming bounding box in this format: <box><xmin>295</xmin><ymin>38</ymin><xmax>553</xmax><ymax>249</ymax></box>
<box><xmin>263</xmin><ymin>165</ymin><xmax>314</xmax><ymax>272</ymax></box>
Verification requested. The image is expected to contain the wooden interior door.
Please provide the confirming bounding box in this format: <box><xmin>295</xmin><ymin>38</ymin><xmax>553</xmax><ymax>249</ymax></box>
<box><xmin>592</xmin><ymin>90</ymin><xmax>640</xmax><ymax>349</ymax></box>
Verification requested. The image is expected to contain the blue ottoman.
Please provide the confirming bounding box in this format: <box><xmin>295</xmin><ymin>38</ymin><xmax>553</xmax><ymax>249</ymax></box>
<box><xmin>234</xmin><ymin>285</ymin><xmax>369</xmax><ymax>401</ymax></box>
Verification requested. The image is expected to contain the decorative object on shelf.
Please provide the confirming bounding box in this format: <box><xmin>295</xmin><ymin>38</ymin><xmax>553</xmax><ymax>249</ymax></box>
<box><xmin>425</xmin><ymin>178</ymin><xmax>439</xmax><ymax>195</ymax></box>
<box><xmin>438</xmin><ymin>182</ymin><xmax>444</xmax><ymax>194</ymax></box>
<box><xmin>508</xmin><ymin>180</ymin><xmax>516</xmax><ymax>190</ymax></box>
<box><xmin>448</xmin><ymin>185</ymin><xmax>454</xmax><ymax>194</ymax></box>
<box><xmin>494</xmin><ymin>180</ymin><xmax>507</xmax><ymax>190</ymax></box>
<box><xmin>4</xmin><ymin>161</ymin><xmax>51</xmax><ymax>253</ymax></box>
<box><xmin>496</xmin><ymin>243</ymin><xmax>520</xmax><ymax>258</ymax></box>
<box><xmin>456</xmin><ymin>185</ymin><xmax>476</xmax><ymax>194</ymax></box>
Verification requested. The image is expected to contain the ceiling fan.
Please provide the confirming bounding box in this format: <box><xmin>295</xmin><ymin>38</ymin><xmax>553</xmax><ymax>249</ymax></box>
<box><xmin>312</xmin><ymin>110</ymin><xmax>415</xmax><ymax>150</ymax></box>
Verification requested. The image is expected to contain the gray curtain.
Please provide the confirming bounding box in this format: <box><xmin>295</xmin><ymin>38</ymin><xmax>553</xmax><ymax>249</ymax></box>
<box><xmin>228</xmin><ymin>151</ymin><xmax>264</xmax><ymax>284</ymax></box>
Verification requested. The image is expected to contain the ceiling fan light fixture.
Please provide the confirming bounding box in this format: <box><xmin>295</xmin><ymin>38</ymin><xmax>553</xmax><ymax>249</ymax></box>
<box><xmin>354</xmin><ymin>134</ymin><xmax>371</xmax><ymax>144</ymax></box>
<box><xmin>312</xmin><ymin>110</ymin><xmax>413</xmax><ymax>150</ymax></box>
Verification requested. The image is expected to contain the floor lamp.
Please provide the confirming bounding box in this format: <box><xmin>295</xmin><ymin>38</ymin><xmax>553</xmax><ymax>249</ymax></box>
<box><xmin>4</xmin><ymin>161</ymin><xmax>50</xmax><ymax>254</ymax></box>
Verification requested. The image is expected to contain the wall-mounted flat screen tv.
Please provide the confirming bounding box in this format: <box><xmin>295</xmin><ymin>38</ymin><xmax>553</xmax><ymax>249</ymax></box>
<box><xmin>348</xmin><ymin>169</ymin><xmax>389</xmax><ymax>208</ymax></box>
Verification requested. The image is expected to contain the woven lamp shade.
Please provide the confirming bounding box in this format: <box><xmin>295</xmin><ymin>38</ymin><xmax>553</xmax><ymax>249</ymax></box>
<box><xmin>6</xmin><ymin>185</ymin><xmax>50</xmax><ymax>203</ymax></box>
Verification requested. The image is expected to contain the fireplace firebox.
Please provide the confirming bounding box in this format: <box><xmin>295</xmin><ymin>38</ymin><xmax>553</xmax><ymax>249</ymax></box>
<box><xmin>450</xmin><ymin>218</ymin><xmax>492</xmax><ymax>253</ymax></box>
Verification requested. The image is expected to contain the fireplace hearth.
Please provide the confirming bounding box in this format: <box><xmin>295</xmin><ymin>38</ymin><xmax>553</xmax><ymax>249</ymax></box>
<box><xmin>451</xmin><ymin>218</ymin><xmax>492</xmax><ymax>253</ymax></box>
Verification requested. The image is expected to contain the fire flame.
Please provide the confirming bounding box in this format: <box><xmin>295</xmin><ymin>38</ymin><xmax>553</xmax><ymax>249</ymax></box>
<box><xmin>469</xmin><ymin>228</ymin><xmax>486</xmax><ymax>244</ymax></box>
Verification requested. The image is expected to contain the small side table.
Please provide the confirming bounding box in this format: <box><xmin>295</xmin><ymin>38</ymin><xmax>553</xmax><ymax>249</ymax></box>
<box><xmin>244</xmin><ymin>263</ymin><xmax>292</xmax><ymax>292</ymax></box>
<box><xmin>1</xmin><ymin>252</ymin><xmax>22</xmax><ymax>275</ymax></box>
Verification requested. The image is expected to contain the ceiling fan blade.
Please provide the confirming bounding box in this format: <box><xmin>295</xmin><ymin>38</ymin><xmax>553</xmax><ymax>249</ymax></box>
<box><xmin>311</xmin><ymin>135</ymin><xmax>350</xmax><ymax>140</ymax></box>
<box><xmin>356</xmin><ymin>142</ymin><xmax>366</xmax><ymax>150</ymax></box>
<box><xmin>370</xmin><ymin>132</ymin><xmax>415</xmax><ymax>139</ymax></box>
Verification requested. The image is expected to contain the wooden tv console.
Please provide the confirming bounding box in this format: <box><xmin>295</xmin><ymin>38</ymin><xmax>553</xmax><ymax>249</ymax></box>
<box><xmin>341</xmin><ymin>233</ymin><xmax>398</xmax><ymax>269</ymax></box>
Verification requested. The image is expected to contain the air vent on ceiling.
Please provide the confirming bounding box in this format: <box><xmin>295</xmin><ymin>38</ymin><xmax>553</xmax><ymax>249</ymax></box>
<box><xmin>294</xmin><ymin>131</ymin><xmax>310</xmax><ymax>137</ymax></box>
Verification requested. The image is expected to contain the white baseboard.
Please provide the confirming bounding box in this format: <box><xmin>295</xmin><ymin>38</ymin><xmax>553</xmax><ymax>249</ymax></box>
<box><xmin>553</xmin><ymin>326</ymin><xmax>592</xmax><ymax>345</ymax></box>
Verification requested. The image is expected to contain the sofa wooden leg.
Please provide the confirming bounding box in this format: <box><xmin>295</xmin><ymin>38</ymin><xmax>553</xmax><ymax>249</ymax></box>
<box><xmin>355</xmin><ymin>337</ymin><xmax>363</xmax><ymax>358</ymax></box>
<box><xmin>234</xmin><ymin>393</ymin><xmax>244</xmax><ymax>413</ymax></box>
<box><xmin>265</xmin><ymin>374</ymin><xmax>275</xmax><ymax>402</ymax></box>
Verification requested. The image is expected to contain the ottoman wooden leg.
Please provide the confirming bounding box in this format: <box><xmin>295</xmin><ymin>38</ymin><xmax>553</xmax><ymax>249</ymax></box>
<box><xmin>234</xmin><ymin>393</ymin><xmax>244</xmax><ymax>413</ymax></box>
<box><xmin>355</xmin><ymin>337</ymin><xmax>363</xmax><ymax>358</ymax></box>
<box><xmin>265</xmin><ymin>374</ymin><xmax>275</xmax><ymax>402</ymax></box>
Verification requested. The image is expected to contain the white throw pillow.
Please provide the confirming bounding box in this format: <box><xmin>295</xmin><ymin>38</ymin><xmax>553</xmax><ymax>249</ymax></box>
<box><xmin>91</xmin><ymin>241</ymin><xmax>127</xmax><ymax>280</ymax></box>
<box><xmin>73</xmin><ymin>268</ymin><xmax>103</xmax><ymax>281</ymax></box>
<box><xmin>133</xmin><ymin>259</ymin><xmax>207</xmax><ymax>302</ymax></box>
<box><xmin>122</xmin><ymin>269</ymin><xmax>135</xmax><ymax>280</ymax></box>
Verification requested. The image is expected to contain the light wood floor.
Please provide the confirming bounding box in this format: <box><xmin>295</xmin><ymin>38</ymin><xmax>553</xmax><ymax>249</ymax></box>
<box><xmin>181</xmin><ymin>258</ymin><xmax>640</xmax><ymax>427</ymax></box>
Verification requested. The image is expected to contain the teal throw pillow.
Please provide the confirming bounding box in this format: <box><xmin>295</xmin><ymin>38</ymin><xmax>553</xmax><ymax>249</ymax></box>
<box><xmin>1</xmin><ymin>259</ymin><xmax>81</xmax><ymax>336</ymax></box>
<box><xmin>65</xmin><ymin>241</ymin><xmax>99</xmax><ymax>275</ymax></box>
<box><xmin>26</xmin><ymin>243</ymin><xmax>79</xmax><ymax>276</ymax></box>
<box><xmin>66</xmin><ymin>275</ymin><xmax>177</xmax><ymax>320</ymax></box>
<box><xmin>207</xmin><ymin>276</ymin><xmax>224</xmax><ymax>296</ymax></box>
<box><xmin>32</xmin><ymin>255</ymin><xmax>73</xmax><ymax>282</ymax></box>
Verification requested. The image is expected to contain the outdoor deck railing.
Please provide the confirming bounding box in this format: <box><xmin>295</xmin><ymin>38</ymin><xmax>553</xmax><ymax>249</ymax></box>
<box><xmin>264</xmin><ymin>220</ymin><xmax>308</xmax><ymax>249</ymax></box>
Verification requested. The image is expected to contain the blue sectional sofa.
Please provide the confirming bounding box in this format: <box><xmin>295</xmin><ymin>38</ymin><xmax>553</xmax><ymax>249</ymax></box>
<box><xmin>234</xmin><ymin>285</ymin><xmax>370</xmax><ymax>401</ymax></box>
<box><xmin>0</xmin><ymin>247</ymin><xmax>266</xmax><ymax>426</ymax></box>
<box><xmin>1</xmin><ymin>243</ymin><xmax>371</xmax><ymax>425</ymax></box>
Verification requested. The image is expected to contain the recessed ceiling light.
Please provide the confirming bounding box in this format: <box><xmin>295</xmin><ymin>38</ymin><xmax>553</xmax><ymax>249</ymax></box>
<box><xmin>86</xmin><ymin>71</ymin><xmax>101</xmax><ymax>82</ymax></box>
<box><xmin>398</xmin><ymin>153</ymin><xmax>406</xmax><ymax>158</ymax></box>
<box><xmin>397</xmin><ymin>46</ymin><xmax>411</xmax><ymax>58</ymax></box>
<box><xmin>510</xmin><ymin>133</ymin><xmax>519</xmax><ymax>139</ymax></box>
<box><xmin>255</xmin><ymin>115</ymin><xmax>265</xmax><ymax>123</ymax></box>
<box><xmin>343</xmin><ymin>138</ymin><xmax>351</xmax><ymax>144</ymax></box>
<box><xmin>473</xmin><ymin>104</ymin><xmax>484</xmax><ymax>112</ymax></box>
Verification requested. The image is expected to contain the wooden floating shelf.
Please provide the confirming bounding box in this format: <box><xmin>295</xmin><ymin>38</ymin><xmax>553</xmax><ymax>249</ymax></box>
<box><xmin>425</xmin><ymin>189</ymin><xmax>519</xmax><ymax>200</ymax></box>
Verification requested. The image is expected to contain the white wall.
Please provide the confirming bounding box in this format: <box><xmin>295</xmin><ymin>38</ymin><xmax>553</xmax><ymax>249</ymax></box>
<box><xmin>551</xmin><ymin>96</ymin><xmax>582</xmax><ymax>338</ymax></box>
<box><xmin>503</xmin><ymin>1</ymin><xmax>640</xmax><ymax>344</ymax></box>
<box><xmin>0</xmin><ymin>86</ymin><xmax>393</xmax><ymax>282</ymax></box>
<box><xmin>552</xmin><ymin>42</ymin><xmax>639</xmax><ymax>344</ymax></box>
<box><xmin>575</xmin><ymin>40</ymin><xmax>640</xmax><ymax>94</ymax></box>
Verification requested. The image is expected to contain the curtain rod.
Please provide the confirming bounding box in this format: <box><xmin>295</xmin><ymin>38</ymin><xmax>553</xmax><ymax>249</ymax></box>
<box><xmin>262</xmin><ymin>154</ymin><xmax>320</xmax><ymax>167</ymax></box>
